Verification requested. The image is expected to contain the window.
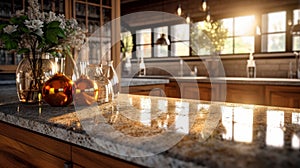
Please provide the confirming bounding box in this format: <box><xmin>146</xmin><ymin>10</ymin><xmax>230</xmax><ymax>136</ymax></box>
<box><xmin>136</xmin><ymin>29</ymin><xmax>152</xmax><ymax>58</ymax></box>
<box><xmin>170</xmin><ymin>24</ymin><xmax>190</xmax><ymax>56</ymax></box>
<box><xmin>222</xmin><ymin>15</ymin><xmax>255</xmax><ymax>54</ymax></box>
<box><xmin>293</xmin><ymin>9</ymin><xmax>300</xmax><ymax>51</ymax></box>
<box><xmin>154</xmin><ymin>26</ymin><xmax>168</xmax><ymax>57</ymax></box>
<box><xmin>261</xmin><ymin>11</ymin><xmax>286</xmax><ymax>52</ymax></box>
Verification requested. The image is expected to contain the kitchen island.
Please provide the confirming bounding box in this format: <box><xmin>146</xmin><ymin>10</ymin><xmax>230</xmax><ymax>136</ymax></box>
<box><xmin>0</xmin><ymin>86</ymin><xmax>300</xmax><ymax>167</ymax></box>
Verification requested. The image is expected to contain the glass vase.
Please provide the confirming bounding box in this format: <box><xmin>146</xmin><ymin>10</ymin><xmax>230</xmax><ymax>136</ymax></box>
<box><xmin>87</xmin><ymin>64</ymin><xmax>113</xmax><ymax>104</ymax></box>
<box><xmin>73</xmin><ymin>61</ymin><xmax>98</xmax><ymax>106</ymax></box>
<box><xmin>42</xmin><ymin>57</ymin><xmax>73</xmax><ymax>107</ymax></box>
<box><xmin>16</xmin><ymin>53</ymin><xmax>53</xmax><ymax>104</ymax></box>
<box><xmin>103</xmin><ymin>61</ymin><xmax>119</xmax><ymax>99</ymax></box>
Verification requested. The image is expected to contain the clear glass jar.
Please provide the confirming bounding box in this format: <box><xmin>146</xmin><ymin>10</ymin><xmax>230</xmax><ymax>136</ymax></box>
<box><xmin>87</xmin><ymin>64</ymin><xmax>113</xmax><ymax>104</ymax></box>
<box><xmin>16</xmin><ymin>53</ymin><xmax>53</xmax><ymax>104</ymax></box>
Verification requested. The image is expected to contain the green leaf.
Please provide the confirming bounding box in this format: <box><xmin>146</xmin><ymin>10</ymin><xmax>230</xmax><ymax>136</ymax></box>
<box><xmin>45</xmin><ymin>29</ymin><xmax>58</xmax><ymax>44</ymax></box>
<box><xmin>56</xmin><ymin>28</ymin><xmax>66</xmax><ymax>38</ymax></box>
<box><xmin>5</xmin><ymin>40</ymin><xmax>18</xmax><ymax>50</ymax></box>
<box><xmin>0</xmin><ymin>24</ymin><xmax>7</xmax><ymax>31</ymax></box>
<box><xmin>17</xmin><ymin>48</ymin><xmax>30</xmax><ymax>54</ymax></box>
<box><xmin>0</xmin><ymin>33</ymin><xmax>11</xmax><ymax>41</ymax></box>
<box><xmin>47</xmin><ymin>21</ymin><xmax>61</xmax><ymax>28</ymax></box>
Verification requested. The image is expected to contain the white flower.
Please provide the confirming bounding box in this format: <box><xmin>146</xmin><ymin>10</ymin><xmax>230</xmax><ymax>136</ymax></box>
<box><xmin>3</xmin><ymin>25</ymin><xmax>18</xmax><ymax>34</ymax></box>
<box><xmin>25</xmin><ymin>19</ymin><xmax>44</xmax><ymax>36</ymax></box>
<box><xmin>14</xmin><ymin>10</ymin><xmax>24</xmax><ymax>17</ymax></box>
<box><xmin>46</xmin><ymin>11</ymin><xmax>57</xmax><ymax>23</ymax></box>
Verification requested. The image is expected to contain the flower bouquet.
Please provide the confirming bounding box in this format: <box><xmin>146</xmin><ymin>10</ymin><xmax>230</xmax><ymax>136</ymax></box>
<box><xmin>0</xmin><ymin>0</ymin><xmax>86</xmax><ymax>103</ymax></box>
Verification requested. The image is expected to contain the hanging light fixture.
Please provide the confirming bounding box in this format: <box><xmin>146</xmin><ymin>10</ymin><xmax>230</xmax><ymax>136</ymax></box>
<box><xmin>202</xmin><ymin>0</ymin><xmax>207</xmax><ymax>11</ymax></box>
<box><xmin>177</xmin><ymin>3</ymin><xmax>182</xmax><ymax>16</ymax></box>
<box><xmin>292</xmin><ymin>20</ymin><xmax>300</xmax><ymax>35</ymax></box>
<box><xmin>186</xmin><ymin>13</ymin><xmax>191</xmax><ymax>24</ymax></box>
<box><xmin>156</xmin><ymin>33</ymin><xmax>170</xmax><ymax>45</ymax></box>
<box><xmin>206</xmin><ymin>9</ymin><xmax>211</xmax><ymax>22</ymax></box>
<box><xmin>186</xmin><ymin>0</ymin><xmax>191</xmax><ymax>24</ymax></box>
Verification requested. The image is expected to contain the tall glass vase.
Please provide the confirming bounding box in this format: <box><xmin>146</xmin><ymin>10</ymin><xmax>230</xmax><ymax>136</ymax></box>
<box><xmin>42</xmin><ymin>57</ymin><xmax>73</xmax><ymax>106</ymax></box>
<box><xmin>103</xmin><ymin>61</ymin><xmax>119</xmax><ymax>99</ymax></box>
<box><xmin>87</xmin><ymin>64</ymin><xmax>113</xmax><ymax>104</ymax></box>
<box><xmin>16</xmin><ymin>53</ymin><xmax>53</xmax><ymax>104</ymax></box>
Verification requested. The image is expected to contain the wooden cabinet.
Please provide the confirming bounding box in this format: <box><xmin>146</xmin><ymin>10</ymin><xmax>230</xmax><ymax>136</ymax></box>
<box><xmin>0</xmin><ymin>0</ymin><xmax>24</xmax><ymax>72</ymax></box>
<box><xmin>165</xmin><ymin>81</ymin><xmax>180</xmax><ymax>98</ymax></box>
<box><xmin>180</xmin><ymin>83</ymin><xmax>211</xmax><ymax>101</ymax></box>
<box><xmin>174</xmin><ymin>81</ymin><xmax>300</xmax><ymax>108</ymax></box>
<box><xmin>0</xmin><ymin>121</ymin><xmax>141</xmax><ymax>168</ymax></box>
<box><xmin>265</xmin><ymin>86</ymin><xmax>300</xmax><ymax>108</ymax></box>
<box><xmin>72</xmin><ymin>146</ymin><xmax>139</xmax><ymax>168</ymax></box>
<box><xmin>226</xmin><ymin>84</ymin><xmax>265</xmax><ymax>105</ymax></box>
<box><xmin>73</xmin><ymin>0</ymin><xmax>114</xmax><ymax>64</ymax></box>
<box><xmin>0</xmin><ymin>121</ymin><xmax>71</xmax><ymax>167</ymax></box>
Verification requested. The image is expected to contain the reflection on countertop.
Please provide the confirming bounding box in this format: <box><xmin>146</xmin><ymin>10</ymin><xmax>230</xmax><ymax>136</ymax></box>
<box><xmin>0</xmin><ymin>93</ymin><xmax>299</xmax><ymax>167</ymax></box>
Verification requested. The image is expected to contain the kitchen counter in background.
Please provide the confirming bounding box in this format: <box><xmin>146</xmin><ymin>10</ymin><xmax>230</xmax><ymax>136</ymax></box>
<box><xmin>121</xmin><ymin>78</ymin><xmax>169</xmax><ymax>87</ymax></box>
<box><xmin>135</xmin><ymin>75</ymin><xmax>300</xmax><ymax>86</ymax></box>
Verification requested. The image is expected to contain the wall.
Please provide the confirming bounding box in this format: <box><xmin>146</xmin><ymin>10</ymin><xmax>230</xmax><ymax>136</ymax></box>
<box><xmin>127</xmin><ymin>57</ymin><xmax>295</xmax><ymax>78</ymax></box>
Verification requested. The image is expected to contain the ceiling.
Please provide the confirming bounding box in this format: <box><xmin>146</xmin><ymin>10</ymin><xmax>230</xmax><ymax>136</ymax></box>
<box><xmin>120</xmin><ymin>0</ymin><xmax>300</xmax><ymax>30</ymax></box>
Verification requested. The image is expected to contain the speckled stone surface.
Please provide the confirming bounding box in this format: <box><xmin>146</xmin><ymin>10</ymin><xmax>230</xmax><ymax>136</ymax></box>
<box><xmin>0</xmin><ymin>86</ymin><xmax>300</xmax><ymax>167</ymax></box>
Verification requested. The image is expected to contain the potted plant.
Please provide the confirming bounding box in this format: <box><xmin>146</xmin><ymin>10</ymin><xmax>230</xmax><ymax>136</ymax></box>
<box><xmin>121</xmin><ymin>32</ymin><xmax>133</xmax><ymax>75</ymax></box>
<box><xmin>191</xmin><ymin>20</ymin><xmax>228</xmax><ymax>77</ymax></box>
<box><xmin>191</xmin><ymin>20</ymin><xmax>228</xmax><ymax>56</ymax></box>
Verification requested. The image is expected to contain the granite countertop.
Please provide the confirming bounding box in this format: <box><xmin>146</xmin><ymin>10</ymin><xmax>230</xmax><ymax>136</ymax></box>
<box><xmin>0</xmin><ymin>87</ymin><xmax>300</xmax><ymax>167</ymax></box>
<box><xmin>136</xmin><ymin>75</ymin><xmax>300</xmax><ymax>86</ymax></box>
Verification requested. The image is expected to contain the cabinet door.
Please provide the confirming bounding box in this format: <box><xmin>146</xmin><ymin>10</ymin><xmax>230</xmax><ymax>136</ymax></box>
<box><xmin>226</xmin><ymin>84</ymin><xmax>264</xmax><ymax>105</ymax></box>
<box><xmin>165</xmin><ymin>81</ymin><xmax>180</xmax><ymax>98</ymax></box>
<box><xmin>0</xmin><ymin>121</ymin><xmax>71</xmax><ymax>161</ymax></box>
<box><xmin>0</xmin><ymin>134</ymin><xmax>67</xmax><ymax>167</ymax></box>
<box><xmin>180</xmin><ymin>83</ymin><xmax>211</xmax><ymax>101</ymax></box>
<box><xmin>72</xmin><ymin>146</ymin><xmax>140</xmax><ymax>168</ymax></box>
<box><xmin>265</xmin><ymin>86</ymin><xmax>300</xmax><ymax>108</ymax></box>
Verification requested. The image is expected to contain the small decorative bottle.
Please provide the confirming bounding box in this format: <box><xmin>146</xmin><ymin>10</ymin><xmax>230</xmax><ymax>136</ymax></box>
<box><xmin>247</xmin><ymin>52</ymin><xmax>256</xmax><ymax>78</ymax></box>
<box><xmin>139</xmin><ymin>57</ymin><xmax>146</xmax><ymax>76</ymax></box>
<box><xmin>42</xmin><ymin>57</ymin><xmax>73</xmax><ymax>106</ymax></box>
<box><xmin>73</xmin><ymin>61</ymin><xmax>98</xmax><ymax>106</ymax></box>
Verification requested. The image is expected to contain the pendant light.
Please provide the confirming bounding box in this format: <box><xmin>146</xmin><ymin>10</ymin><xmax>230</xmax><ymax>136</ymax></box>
<box><xmin>202</xmin><ymin>0</ymin><xmax>207</xmax><ymax>11</ymax></box>
<box><xmin>186</xmin><ymin>0</ymin><xmax>191</xmax><ymax>24</ymax></box>
<box><xmin>206</xmin><ymin>9</ymin><xmax>211</xmax><ymax>22</ymax></box>
<box><xmin>186</xmin><ymin>13</ymin><xmax>191</xmax><ymax>24</ymax></box>
<box><xmin>177</xmin><ymin>3</ymin><xmax>182</xmax><ymax>16</ymax></box>
<box><xmin>292</xmin><ymin>20</ymin><xmax>300</xmax><ymax>35</ymax></box>
<box><xmin>156</xmin><ymin>33</ymin><xmax>170</xmax><ymax>45</ymax></box>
